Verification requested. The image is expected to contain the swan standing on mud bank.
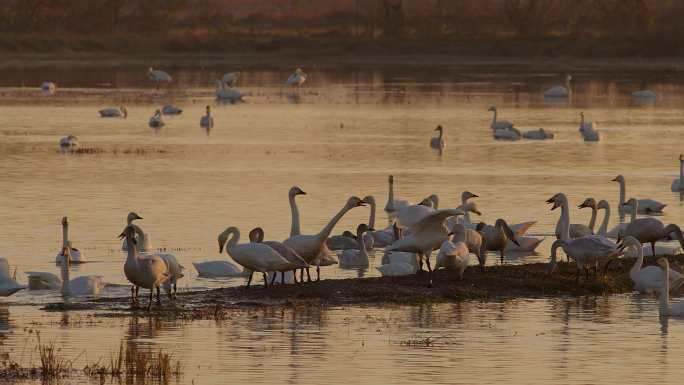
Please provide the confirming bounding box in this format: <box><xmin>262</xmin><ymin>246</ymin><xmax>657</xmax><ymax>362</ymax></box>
<box><xmin>120</xmin><ymin>224</ymin><xmax>168</xmax><ymax>310</ymax></box>
<box><xmin>546</xmin><ymin>237</ymin><xmax>623</xmax><ymax>282</ymax></box>
<box><xmin>249</xmin><ymin>227</ymin><xmax>307</xmax><ymax>284</ymax></box>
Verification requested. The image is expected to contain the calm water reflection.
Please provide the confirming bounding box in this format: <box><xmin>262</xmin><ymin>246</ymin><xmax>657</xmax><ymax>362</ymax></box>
<box><xmin>1</xmin><ymin>65</ymin><xmax>684</xmax><ymax>383</ymax></box>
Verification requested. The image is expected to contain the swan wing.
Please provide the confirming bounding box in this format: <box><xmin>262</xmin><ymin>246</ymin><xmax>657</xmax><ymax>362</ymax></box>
<box><xmin>192</xmin><ymin>261</ymin><xmax>244</xmax><ymax>278</ymax></box>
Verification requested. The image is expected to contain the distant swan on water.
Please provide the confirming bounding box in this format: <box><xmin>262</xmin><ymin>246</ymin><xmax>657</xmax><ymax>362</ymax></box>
<box><xmin>215</xmin><ymin>80</ymin><xmax>244</xmax><ymax>102</ymax></box>
<box><xmin>544</xmin><ymin>75</ymin><xmax>572</xmax><ymax>98</ymax></box>
<box><xmin>430</xmin><ymin>125</ymin><xmax>446</xmax><ymax>150</ymax></box>
<box><xmin>200</xmin><ymin>105</ymin><xmax>214</xmax><ymax>129</ymax></box>
<box><xmin>41</xmin><ymin>82</ymin><xmax>56</xmax><ymax>95</ymax></box>
<box><xmin>99</xmin><ymin>106</ymin><xmax>127</xmax><ymax>118</ymax></box>
<box><xmin>286</xmin><ymin>68</ymin><xmax>307</xmax><ymax>88</ymax></box>
<box><xmin>148</xmin><ymin>67</ymin><xmax>172</xmax><ymax>89</ymax></box>
<box><xmin>55</xmin><ymin>217</ymin><xmax>85</xmax><ymax>264</ymax></box>
<box><xmin>149</xmin><ymin>109</ymin><xmax>164</xmax><ymax>128</ymax></box>
<box><xmin>162</xmin><ymin>105</ymin><xmax>182</xmax><ymax>115</ymax></box>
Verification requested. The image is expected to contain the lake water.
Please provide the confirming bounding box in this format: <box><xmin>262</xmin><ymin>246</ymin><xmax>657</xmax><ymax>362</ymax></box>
<box><xmin>1</xmin><ymin>63</ymin><xmax>684</xmax><ymax>384</ymax></box>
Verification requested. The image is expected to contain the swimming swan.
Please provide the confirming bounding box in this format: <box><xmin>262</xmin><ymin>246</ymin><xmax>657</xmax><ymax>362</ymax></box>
<box><xmin>149</xmin><ymin>109</ymin><xmax>164</xmax><ymax>128</ymax></box>
<box><xmin>385</xmin><ymin>175</ymin><xmax>410</xmax><ymax>213</ymax></box>
<box><xmin>0</xmin><ymin>258</ymin><xmax>25</xmax><ymax>296</ymax></box>
<box><xmin>430</xmin><ymin>125</ymin><xmax>446</xmax><ymax>150</ymax></box>
<box><xmin>286</xmin><ymin>68</ymin><xmax>307</xmax><ymax>87</ymax></box>
<box><xmin>215</xmin><ymin>80</ymin><xmax>244</xmax><ymax>102</ymax></box>
<box><xmin>339</xmin><ymin>224</ymin><xmax>371</xmax><ymax>268</ymax></box>
<box><xmin>55</xmin><ymin>217</ymin><xmax>85</xmax><ymax>264</ymax></box>
<box><xmin>222</xmin><ymin>72</ymin><xmax>240</xmax><ymax>86</ymax></box>
<box><xmin>162</xmin><ymin>105</ymin><xmax>183</xmax><ymax>115</ymax></box>
<box><xmin>671</xmin><ymin>155</ymin><xmax>684</xmax><ymax>191</ymax></box>
<box><xmin>488</xmin><ymin>106</ymin><xmax>514</xmax><ymax>130</ymax></box>
<box><xmin>544</xmin><ymin>75</ymin><xmax>572</xmax><ymax>98</ymax></box>
<box><xmin>59</xmin><ymin>135</ymin><xmax>78</xmax><ymax>149</ymax></box>
<box><xmin>656</xmin><ymin>258</ymin><xmax>684</xmax><ymax>316</ymax></box>
<box><xmin>41</xmin><ymin>82</ymin><xmax>56</xmax><ymax>95</ymax></box>
<box><xmin>58</xmin><ymin>247</ymin><xmax>105</xmax><ymax>296</ymax></box>
<box><xmin>612</xmin><ymin>175</ymin><xmax>665</xmax><ymax>215</ymax></box>
<box><xmin>623</xmin><ymin>236</ymin><xmax>684</xmax><ymax>295</ymax></box>
<box><xmin>99</xmin><ymin>106</ymin><xmax>127</xmax><ymax>118</ymax></box>
<box><xmin>200</xmin><ymin>105</ymin><xmax>214</xmax><ymax>129</ymax></box>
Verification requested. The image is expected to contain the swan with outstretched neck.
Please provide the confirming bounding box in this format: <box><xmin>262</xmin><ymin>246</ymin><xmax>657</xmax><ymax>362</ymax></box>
<box><xmin>284</xmin><ymin>196</ymin><xmax>366</xmax><ymax>281</ymax></box>
<box><xmin>55</xmin><ymin>217</ymin><xmax>85</xmax><ymax>264</ymax></box>
<box><xmin>656</xmin><ymin>258</ymin><xmax>684</xmax><ymax>316</ymax></box>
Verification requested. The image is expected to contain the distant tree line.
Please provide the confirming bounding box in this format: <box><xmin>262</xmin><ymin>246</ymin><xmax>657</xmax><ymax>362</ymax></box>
<box><xmin>1</xmin><ymin>0</ymin><xmax>682</xmax><ymax>55</ymax></box>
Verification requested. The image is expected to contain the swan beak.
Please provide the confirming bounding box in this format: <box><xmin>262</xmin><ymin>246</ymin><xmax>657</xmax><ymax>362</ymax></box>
<box><xmin>136</xmin><ymin>214</ymin><xmax>143</xmax><ymax>220</ymax></box>
<box><xmin>546</xmin><ymin>198</ymin><xmax>559</xmax><ymax>210</ymax></box>
<box><xmin>117</xmin><ymin>231</ymin><xmax>126</xmax><ymax>239</ymax></box>
<box><xmin>369</xmin><ymin>227</ymin><xmax>376</xmax><ymax>232</ymax></box>
<box><xmin>219</xmin><ymin>241</ymin><xmax>224</xmax><ymax>254</ymax></box>
<box><xmin>611</xmin><ymin>177</ymin><xmax>618</xmax><ymax>182</ymax></box>
<box><xmin>577</xmin><ymin>202</ymin><xmax>587</xmax><ymax>209</ymax></box>
<box><xmin>298</xmin><ymin>190</ymin><xmax>307</xmax><ymax>196</ymax></box>
<box><xmin>471</xmin><ymin>194</ymin><xmax>479</xmax><ymax>198</ymax></box>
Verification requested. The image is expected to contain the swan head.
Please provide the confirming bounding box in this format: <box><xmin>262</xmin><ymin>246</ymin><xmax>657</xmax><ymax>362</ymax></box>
<box><xmin>578</xmin><ymin>197</ymin><xmax>596</xmax><ymax>209</ymax></box>
<box><xmin>596</xmin><ymin>200</ymin><xmax>610</xmax><ymax>210</ymax></box>
<box><xmin>248</xmin><ymin>227</ymin><xmax>264</xmax><ymax>243</ymax></box>
<box><xmin>495</xmin><ymin>219</ymin><xmax>519</xmax><ymax>246</ymax></box>
<box><xmin>61</xmin><ymin>216</ymin><xmax>68</xmax><ymax>226</ymax></box>
<box><xmin>545</xmin><ymin>193</ymin><xmax>566</xmax><ymax>210</ymax></box>
<box><xmin>566</xmin><ymin>74</ymin><xmax>572</xmax><ymax>81</ymax></box>
<box><xmin>388</xmin><ymin>175</ymin><xmax>394</xmax><ymax>184</ymax></box>
<box><xmin>680</xmin><ymin>154</ymin><xmax>683</xmax><ymax>162</ymax></box>
<box><xmin>206</xmin><ymin>105</ymin><xmax>211</xmax><ymax>114</ymax></box>
<box><xmin>346</xmin><ymin>196</ymin><xmax>366</xmax><ymax>209</ymax></box>
<box><xmin>362</xmin><ymin>195</ymin><xmax>375</xmax><ymax>206</ymax></box>
<box><xmin>218</xmin><ymin>227</ymin><xmax>238</xmax><ymax>253</ymax></box>
<box><xmin>462</xmin><ymin>191</ymin><xmax>478</xmax><ymax>201</ymax></box>
<box><xmin>611</xmin><ymin>175</ymin><xmax>624</xmax><ymax>183</ymax></box>
<box><xmin>356</xmin><ymin>223</ymin><xmax>370</xmax><ymax>236</ymax></box>
<box><xmin>126</xmin><ymin>212</ymin><xmax>143</xmax><ymax>223</ymax></box>
<box><xmin>289</xmin><ymin>186</ymin><xmax>306</xmax><ymax>197</ymax></box>
<box><xmin>487</xmin><ymin>106</ymin><xmax>497</xmax><ymax>112</ymax></box>
<box><xmin>434</xmin><ymin>125</ymin><xmax>443</xmax><ymax>132</ymax></box>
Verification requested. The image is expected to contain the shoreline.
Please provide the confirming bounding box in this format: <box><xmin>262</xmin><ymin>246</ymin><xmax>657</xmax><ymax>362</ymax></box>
<box><xmin>38</xmin><ymin>255</ymin><xmax>680</xmax><ymax>318</ymax></box>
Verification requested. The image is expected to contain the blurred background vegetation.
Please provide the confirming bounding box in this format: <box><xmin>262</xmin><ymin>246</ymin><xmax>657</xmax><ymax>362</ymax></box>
<box><xmin>1</xmin><ymin>0</ymin><xmax>682</xmax><ymax>57</ymax></box>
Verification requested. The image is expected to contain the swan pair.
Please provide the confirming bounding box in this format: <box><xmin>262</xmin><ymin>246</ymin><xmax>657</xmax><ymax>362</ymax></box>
<box><xmin>543</xmin><ymin>75</ymin><xmax>572</xmax><ymax>98</ymax></box>
<box><xmin>200</xmin><ymin>105</ymin><xmax>214</xmax><ymax>129</ymax></box>
<box><xmin>219</xmin><ymin>227</ymin><xmax>300</xmax><ymax>288</ymax></box>
<box><xmin>119</xmin><ymin>224</ymin><xmax>169</xmax><ymax>309</ymax></box>
<box><xmin>28</xmin><ymin>247</ymin><xmax>105</xmax><ymax>296</ymax></box>
<box><xmin>430</xmin><ymin>126</ymin><xmax>445</xmax><ymax>150</ymax></box>
<box><xmin>55</xmin><ymin>217</ymin><xmax>85</xmax><ymax>264</ymax></box>
<box><xmin>149</xmin><ymin>109</ymin><xmax>164</xmax><ymax>128</ymax></box>
<box><xmin>0</xmin><ymin>258</ymin><xmax>25</xmax><ymax>296</ymax></box>
<box><xmin>488</xmin><ymin>106</ymin><xmax>521</xmax><ymax>141</ymax></box>
<box><xmin>216</xmin><ymin>80</ymin><xmax>244</xmax><ymax>102</ymax></box>
<box><xmin>99</xmin><ymin>106</ymin><xmax>127</xmax><ymax>118</ymax></box>
<box><xmin>612</xmin><ymin>175</ymin><xmax>665</xmax><ymax>215</ymax></box>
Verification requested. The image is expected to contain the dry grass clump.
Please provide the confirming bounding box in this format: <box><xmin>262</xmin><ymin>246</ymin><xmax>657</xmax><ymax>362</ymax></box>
<box><xmin>84</xmin><ymin>341</ymin><xmax>181</xmax><ymax>381</ymax></box>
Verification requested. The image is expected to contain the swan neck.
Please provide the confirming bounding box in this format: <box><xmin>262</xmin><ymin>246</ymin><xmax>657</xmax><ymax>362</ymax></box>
<box><xmin>680</xmin><ymin>159</ymin><xmax>683</xmax><ymax>182</ymax></box>
<box><xmin>358</xmin><ymin>229</ymin><xmax>369</xmax><ymax>258</ymax></box>
<box><xmin>557</xmin><ymin>199</ymin><xmax>570</xmax><ymax>241</ymax></box>
<box><xmin>62</xmin><ymin>222</ymin><xmax>69</xmax><ymax>248</ymax></box>
<box><xmin>317</xmin><ymin>202</ymin><xmax>354</xmax><ymax>241</ymax></box>
<box><xmin>60</xmin><ymin>262</ymin><xmax>69</xmax><ymax>296</ymax></box>
<box><xmin>386</xmin><ymin>179</ymin><xmax>394</xmax><ymax>211</ymax></box>
<box><xmin>618</xmin><ymin>180</ymin><xmax>626</xmax><ymax>204</ymax></box>
<box><xmin>598</xmin><ymin>205</ymin><xmax>610</xmax><ymax>236</ymax></box>
<box><xmin>491</xmin><ymin>110</ymin><xmax>497</xmax><ymax>125</ymax></box>
<box><xmin>125</xmin><ymin>230</ymin><xmax>139</xmax><ymax>263</ymax></box>
<box><xmin>289</xmin><ymin>193</ymin><xmax>301</xmax><ymax>237</ymax></box>
<box><xmin>368</xmin><ymin>199</ymin><xmax>376</xmax><ymax>229</ymax></box>
<box><xmin>226</xmin><ymin>229</ymin><xmax>240</xmax><ymax>252</ymax></box>
<box><xmin>588</xmin><ymin>206</ymin><xmax>597</xmax><ymax>232</ymax></box>
<box><xmin>630</xmin><ymin>246</ymin><xmax>644</xmax><ymax>276</ymax></box>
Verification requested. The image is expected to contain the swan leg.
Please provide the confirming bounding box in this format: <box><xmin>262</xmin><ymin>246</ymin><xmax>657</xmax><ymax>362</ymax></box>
<box><xmin>131</xmin><ymin>286</ymin><xmax>137</xmax><ymax>303</ymax></box>
<box><xmin>262</xmin><ymin>272</ymin><xmax>269</xmax><ymax>288</ymax></box>
<box><xmin>281</xmin><ymin>272</ymin><xmax>285</xmax><ymax>285</ymax></box>
<box><xmin>499</xmin><ymin>249</ymin><xmax>504</xmax><ymax>265</ymax></box>
<box><xmin>424</xmin><ymin>254</ymin><xmax>434</xmax><ymax>287</ymax></box>
<box><xmin>305</xmin><ymin>268</ymin><xmax>311</xmax><ymax>282</ymax></box>
<box><xmin>147</xmin><ymin>289</ymin><xmax>153</xmax><ymax>311</ymax></box>
<box><xmin>575</xmin><ymin>267</ymin><xmax>581</xmax><ymax>283</ymax></box>
<box><xmin>652</xmin><ymin>242</ymin><xmax>657</xmax><ymax>257</ymax></box>
<box><xmin>156</xmin><ymin>286</ymin><xmax>162</xmax><ymax>305</ymax></box>
<box><xmin>173</xmin><ymin>283</ymin><xmax>177</xmax><ymax>299</ymax></box>
<box><xmin>246</xmin><ymin>271</ymin><xmax>254</xmax><ymax>289</ymax></box>
<box><xmin>293</xmin><ymin>270</ymin><xmax>299</xmax><ymax>284</ymax></box>
<box><xmin>270</xmin><ymin>272</ymin><xmax>277</xmax><ymax>286</ymax></box>
<box><xmin>316</xmin><ymin>265</ymin><xmax>320</xmax><ymax>281</ymax></box>
<box><xmin>585</xmin><ymin>267</ymin><xmax>589</xmax><ymax>281</ymax></box>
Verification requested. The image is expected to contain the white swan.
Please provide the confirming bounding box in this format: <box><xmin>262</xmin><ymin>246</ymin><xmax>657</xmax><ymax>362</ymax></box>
<box><xmin>477</xmin><ymin>219</ymin><xmax>520</xmax><ymax>265</ymax></box>
<box><xmin>523</xmin><ymin>128</ymin><xmax>554</xmax><ymax>140</ymax></box>
<box><xmin>377</xmin><ymin>263</ymin><xmax>417</xmax><ymax>277</ymax></box>
<box><xmin>621</xmin><ymin>198</ymin><xmax>684</xmax><ymax>257</ymax></box>
<box><xmin>570</xmin><ymin>197</ymin><xmax>598</xmax><ymax>238</ymax></box>
<box><xmin>200</xmin><ymin>105</ymin><xmax>214</xmax><ymax>129</ymax></box>
<box><xmin>149</xmin><ymin>109</ymin><xmax>164</xmax><ymax>128</ymax></box>
<box><xmin>215</xmin><ymin>80</ymin><xmax>244</xmax><ymax>102</ymax></box>
<box><xmin>493</xmin><ymin>128</ymin><xmax>521</xmax><ymax>141</ymax></box>
<box><xmin>362</xmin><ymin>195</ymin><xmax>393</xmax><ymax>247</ymax></box>
<box><xmin>286</xmin><ymin>68</ymin><xmax>307</xmax><ymax>87</ymax></box>
<box><xmin>0</xmin><ymin>258</ymin><xmax>25</xmax><ymax>296</ymax></box>
<box><xmin>339</xmin><ymin>224</ymin><xmax>371</xmax><ymax>268</ymax></box>
<box><xmin>623</xmin><ymin>236</ymin><xmax>684</xmax><ymax>295</ymax></box>
<box><xmin>612</xmin><ymin>175</ymin><xmax>666</xmax><ymax>215</ymax></box>
<box><xmin>599</xmin><ymin>199</ymin><xmax>635</xmax><ymax>239</ymax></box>
<box><xmin>671</xmin><ymin>155</ymin><xmax>684</xmax><ymax>191</ymax></box>
<box><xmin>288</xmin><ymin>186</ymin><xmax>306</xmax><ymax>237</ymax></box>
<box><xmin>435</xmin><ymin>224</ymin><xmax>470</xmax><ymax>279</ymax></box>
<box><xmin>41</xmin><ymin>82</ymin><xmax>56</xmax><ymax>95</ymax></box>
<box><xmin>388</xmin><ymin>208</ymin><xmax>465</xmax><ymax>285</ymax></box>
<box><xmin>55</xmin><ymin>217</ymin><xmax>85</xmax><ymax>264</ymax></box>
<box><xmin>430</xmin><ymin>125</ymin><xmax>446</xmax><ymax>150</ymax></box>
<box><xmin>384</xmin><ymin>175</ymin><xmax>410</xmax><ymax>213</ymax></box>
<box><xmin>220</xmin><ymin>227</ymin><xmax>291</xmax><ymax>288</ymax></box>
<box><xmin>148</xmin><ymin>67</ymin><xmax>172</xmax><ymax>88</ymax></box>
<box><xmin>58</xmin><ymin>247</ymin><xmax>105</xmax><ymax>296</ymax></box>
<box><xmin>120</xmin><ymin>224</ymin><xmax>169</xmax><ymax>309</ymax></box>
<box><xmin>248</xmin><ymin>227</ymin><xmax>308</xmax><ymax>284</ymax></box>
<box><xmin>222</xmin><ymin>72</ymin><xmax>240</xmax><ymax>86</ymax></box>
<box><xmin>546</xmin><ymin>237</ymin><xmax>623</xmax><ymax>282</ymax></box>
<box><xmin>194</xmin><ymin>260</ymin><xmax>246</xmax><ymax>278</ymax></box>
<box><xmin>488</xmin><ymin>106</ymin><xmax>514</xmax><ymax>130</ymax></box>
<box><xmin>543</xmin><ymin>75</ymin><xmax>572</xmax><ymax>98</ymax></box>
<box><xmin>284</xmin><ymin>196</ymin><xmax>365</xmax><ymax>280</ymax></box>
<box><xmin>162</xmin><ymin>105</ymin><xmax>182</xmax><ymax>115</ymax></box>
<box><xmin>457</xmin><ymin>191</ymin><xmax>479</xmax><ymax>226</ymax></box>
<box><xmin>656</xmin><ymin>258</ymin><xmax>684</xmax><ymax>316</ymax></box>
<box><xmin>99</xmin><ymin>106</ymin><xmax>127</xmax><ymax>118</ymax></box>
<box><xmin>59</xmin><ymin>135</ymin><xmax>78</xmax><ymax>149</ymax></box>
<box><xmin>546</xmin><ymin>193</ymin><xmax>571</xmax><ymax>241</ymax></box>
<box><xmin>395</xmin><ymin>199</ymin><xmax>435</xmax><ymax>229</ymax></box>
